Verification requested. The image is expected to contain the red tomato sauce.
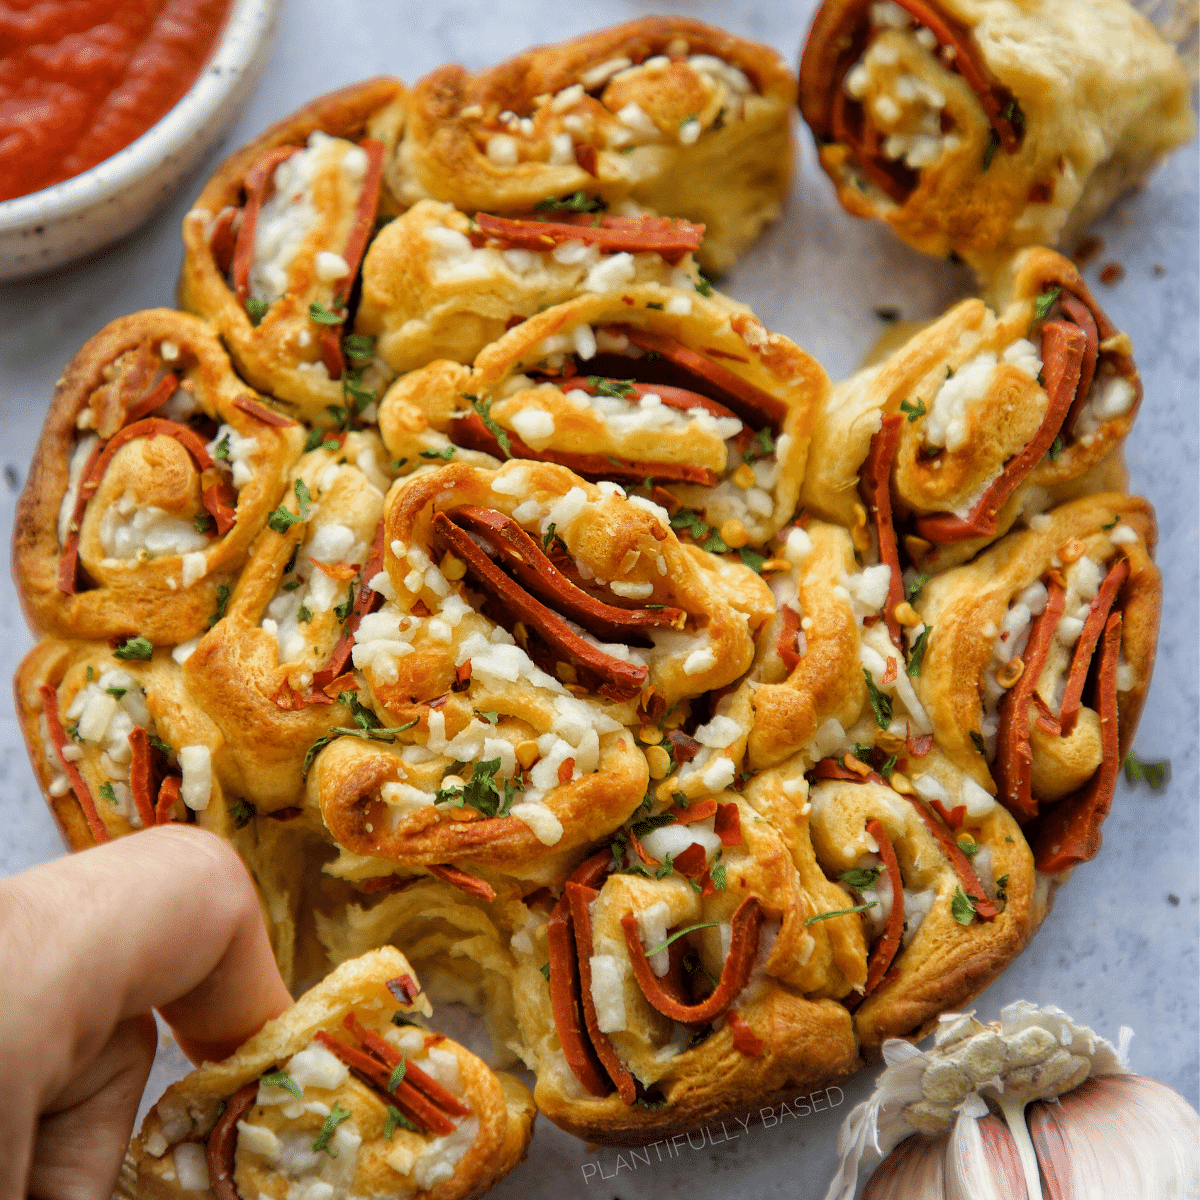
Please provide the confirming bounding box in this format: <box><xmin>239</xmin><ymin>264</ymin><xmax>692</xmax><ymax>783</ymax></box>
<box><xmin>0</xmin><ymin>0</ymin><xmax>235</xmax><ymax>203</ymax></box>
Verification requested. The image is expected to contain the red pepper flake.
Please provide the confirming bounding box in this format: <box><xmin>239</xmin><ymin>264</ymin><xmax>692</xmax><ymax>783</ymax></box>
<box><xmin>777</xmin><ymin>605</ymin><xmax>802</xmax><ymax>673</ymax></box>
<box><xmin>452</xmin><ymin>661</ymin><xmax>472</xmax><ymax>692</ymax></box>
<box><xmin>557</xmin><ymin>757</ymin><xmax>575</xmax><ymax>785</ymax></box>
<box><xmin>1099</xmin><ymin>262</ymin><xmax>1126</xmax><ymax>286</ymax></box>
<box><xmin>881</xmin><ymin>656</ymin><xmax>898</xmax><ymax>685</ymax></box>
<box><xmin>726</xmin><ymin>1009</ymin><xmax>764</xmax><ymax>1056</ymax></box>
<box><xmin>906</xmin><ymin>728</ymin><xmax>933</xmax><ymax>758</ymax></box>
<box><xmin>671</xmin><ymin>842</ymin><xmax>709</xmax><ymax>879</ymax></box>
<box><xmin>386</xmin><ymin>974</ymin><xmax>420</xmax><ymax>1005</ymax></box>
<box><xmin>310</xmin><ymin>558</ymin><xmax>358</xmax><ymax>581</ymax></box>
<box><xmin>573</xmin><ymin>143</ymin><xmax>598</xmax><ymax>175</ymax></box>
<box><xmin>714</xmin><ymin>802</ymin><xmax>743</xmax><ymax>846</ymax></box>
<box><xmin>666</xmin><ymin>729</ymin><xmax>701</xmax><ymax>763</ymax></box>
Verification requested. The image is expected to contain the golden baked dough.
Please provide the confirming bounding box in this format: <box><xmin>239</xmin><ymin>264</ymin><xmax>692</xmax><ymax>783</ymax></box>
<box><xmin>378</xmin><ymin>286</ymin><xmax>825</xmax><ymax>548</ymax></box>
<box><xmin>392</xmin><ymin>18</ymin><xmax>797</xmax><ymax>274</ymax></box>
<box><xmin>14</xmin><ymin>637</ymin><xmax>226</xmax><ymax>849</ymax></box>
<box><xmin>801</xmin><ymin>247</ymin><xmax>1140</xmax><ymax>580</ymax></box>
<box><xmin>181</xmin><ymin>433</ymin><xmax>398</xmax><ymax>814</ymax></box>
<box><xmin>799</xmin><ymin>0</ymin><xmax>1194</xmax><ymax>275</ymax></box>
<box><xmin>179</xmin><ymin>78</ymin><xmax>406</xmax><ymax>426</ymax></box>
<box><xmin>14</xmin><ymin>310</ymin><xmax>304</xmax><ymax>643</ymax></box>
<box><xmin>356</xmin><ymin>199</ymin><xmax>720</xmax><ymax>376</ymax></box>
<box><xmin>303</xmin><ymin>459</ymin><xmax>772</xmax><ymax>886</ymax></box>
<box><xmin>912</xmin><ymin>493</ymin><xmax>1160</xmax><ymax>871</ymax></box>
<box><xmin>127</xmin><ymin>947</ymin><xmax>534</xmax><ymax>1200</ymax></box>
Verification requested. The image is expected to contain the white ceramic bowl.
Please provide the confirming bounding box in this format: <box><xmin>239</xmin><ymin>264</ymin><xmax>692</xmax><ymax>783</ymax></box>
<box><xmin>0</xmin><ymin>0</ymin><xmax>280</xmax><ymax>282</ymax></box>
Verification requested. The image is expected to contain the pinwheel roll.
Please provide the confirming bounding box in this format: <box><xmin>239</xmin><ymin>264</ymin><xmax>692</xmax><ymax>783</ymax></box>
<box><xmin>391</xmin><ymin>18</ymin><xmax>797</xmax><ymax>274</ymax></box>
<box><xmin>379</xmin><ymin>287</ymin><xmax>824</xmax><ymax>548</ymax></box>
<box><xmin>802</xmin><ymin>248</ymin><xmax>1141</xmax><ymax>580</ymax></box>
<box><xmin>912</xmin><ymin>494</ymin><xmax>1161</xmax><ymax>873</ymax></box>
<box><xmin>798</xmin><ymin>0</ymin><xmax>1193</xmax><ymax>274</ymax></box>
<box><xmin>805</xmin><ymin>749</ymin><xmax>1034</xmax><ymax>1055</ymax></box>
<box><xmin>305</xmin><ymin>459</ymin><xmax>773</xmax><ymax>884</ymax></box>
<box><xmin>356</xmin><ymin>198</ymin><xmax>721</xmax><ymax>375</ymax></box>
<box><xmin>14</xmin><ymin>311</ymin><xmax>304</xmax><ymax>644</ymax></box>
<box><xmin>15</xmin><ymin>638</ymin><xmax>225</xmax><ymax>851</ymax></box>
<box><xmin>180</xmin><ymin>433</ymin><xmax>397</xmax><ymax>813</ymax></box>
<box><xmin>128</xmin><ymin>948</ymin><xmax>535</xmax><ymax>1200</ymax></box>
<box><xmin>508</xmin><ymin>784</ymin><xmax>861</xmax><ymax>1141</ymax></box>
<box><xmin>180</xmin><ymin>78</ymin><xmax>405</xmax><ymax>425</ymax></box>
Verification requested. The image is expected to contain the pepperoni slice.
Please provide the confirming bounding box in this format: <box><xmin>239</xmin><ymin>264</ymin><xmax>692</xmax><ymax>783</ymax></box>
<box><xmin>1059</xmin><ymin>559</ymin><xmax>1128</xmax><ymax>736</ymax></box>
<box><xmin>862</xmin><ymin>818</ymin><xmax>905</xmax><ymax>996</ymax></box>
<box><xmin>39</xmin><ymin>683</ymin><xmax>108</xmax><ymax>844</ymax></box>
<box><xmin>473</xmin><ymin>212</ymin><xmax>705</xmax><ymax>265</ymax></box>
<box><xmin>206</xmin><ymin>1081</ymin><xmax>258</xmax><ymax>1200</ymax></box>
<box><xmin>859</xmin><ymin>413</ymin><xmax>905</xmax><ymax>645</ymax></box>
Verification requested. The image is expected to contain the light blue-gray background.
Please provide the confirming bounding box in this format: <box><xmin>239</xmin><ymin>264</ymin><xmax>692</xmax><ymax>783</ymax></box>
<box><xmin>0</xmin><ymin>3</ymin><xmax>1194</xmax><ymax>1196</ymax></box>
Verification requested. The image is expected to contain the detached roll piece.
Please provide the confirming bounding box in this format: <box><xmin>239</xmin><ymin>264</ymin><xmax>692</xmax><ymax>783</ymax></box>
<box><xmin>799</xmin><ymin>0</ymin><xmax>1193</xmax><ymax>274</ymax></box>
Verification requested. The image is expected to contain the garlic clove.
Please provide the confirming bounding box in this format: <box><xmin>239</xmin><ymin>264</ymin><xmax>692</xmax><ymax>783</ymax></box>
<box><xmin>1028</xmin><ymin>1075</ymin><xmax>1200</xmax><ymax>1200</ymax></box>
<box><xmin>945</xmin><ymin>1111</ymin><xmax>1030</xmax><ymax>1200</ymax></box>
<box><xmin>862</xmin><ymin>1131</ymin><xmax>947</xmax><ymax>1198</ymax></box>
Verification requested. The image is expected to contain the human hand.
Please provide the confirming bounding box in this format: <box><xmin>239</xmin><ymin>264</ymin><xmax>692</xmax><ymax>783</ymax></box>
<box><xmin>0</xmin><ymin>825</ymin><xmax>291</xmax><ymax>1200</ymax></box>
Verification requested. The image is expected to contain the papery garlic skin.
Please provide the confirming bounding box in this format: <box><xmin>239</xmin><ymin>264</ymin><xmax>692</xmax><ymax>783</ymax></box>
<box><xmin>822</xmin><ymin>1001</ymin><xmax>1132</xmax><ymax>1200</ymax></box>
<box><xmin>861</xmin><ymin>1129</ymin><xmax>948</xmax><ymax>1198</ymax></box>
<box><xmin>1029</xmin><ymin>1075</ymin><xmax>1200</xmax><ymax>1200</ymax></box>
<box><xmin>945</xmin><ymin>1112</ymin><xmax>1030</xmax><ymax>1200</ymax></box>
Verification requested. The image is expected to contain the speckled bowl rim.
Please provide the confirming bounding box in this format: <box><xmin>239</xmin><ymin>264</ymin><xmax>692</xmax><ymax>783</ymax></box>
<box><xmin>0</xmin><ymin>0</ymin><xmax>280</xmax><ymax>233</ymax></box>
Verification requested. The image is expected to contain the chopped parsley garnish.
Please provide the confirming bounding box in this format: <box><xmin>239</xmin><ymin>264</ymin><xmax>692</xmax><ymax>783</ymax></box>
<box><xmin>805</xmin><ymin>902</ymin><xmax>878</xmax><ymax>925</ymax></box>
<box><xmin>282</xmin><ymin>579</ymin><xmax>302</xmax><ymax>591</ymax></box>
<box><xmin>297</xmin><ymin>605</ymin><xmax>313</xmax><ymax>624</ymax></box>
<box><xmin>420</xmin><ymin>446</ymin><xmax>456</xmax><ymax>460</ymax></box>
<box><xmin>303</xmin><ymin>704</ymin><xmax>420</xmax><ymax>774</ymax></box>
<box><xmin>435</xmin><ymin>757</ymin><xmax>522</xmax><ymax>818</ymax></box>
<box><xmin>388</xmin><ymin>1059</ymin><xmax>407</xmax><ymax>1092</ymax></box>
<box><xmin>334</xmin><ymin>584</ymin><xmax>355</xmax><ymax>625</ymax></box>
<box><xmin>304</xmin><ymin>427</ymin><xmax>325</xmax><ymax>452</ymax></box>
<box><xmin>739</xmin><ymin>547</ymin><xmax>767</xmax><ymax>573</ymax></box>
<box><xmin>1002</xmin><ymin>98</ymin><xmax>1025</xmax><ymax>133</ymax></box>
<box><xmin>244</xmin><ymin>297</ymin><xmax>269</xmax><ymax>326</ymax></box>
<box><xmin>308</xmin><ymin>300</ymin><xmax>344</xmax><ymax>325</ymax></box>
<box><xmin>475</xmin><ymin>710</ymin><xmax>500</xmax><ymax>725</ymax></box>
<box><xmin>880</xmin><ymin>753</ymin><xmax>897</xmax><ymax>781</ymax></box>
<box><xmin>840</xmin><ymin>866</ymin><xmax>882</xmax><ymax>890</ymax></box>
<box><xmin>951</xmin><ymin>887</ymin><xmax>978</xmax><ymax>925</ymax></box>
<box><xmin>533</xmin><ymin>191</ymin><xmax>605</xmax><ymax>214</ymax></box>
<box><xmin>312</xmin><ymin>1101</ymin><xmax>352</xmax><ymax>1154</ymax></box>
<box><xmin>99</xmin><ymin>781</ymin><xmax>117</xmax><ymax>804</ymax></box>
<box><xmin>709</xmin><ymin>849</ymin><xmax>727</xmax><ymax>892</ymax></box>
<box><xmin>1102</xmin><ymin>516</ymin><xmax>1119</xmax><ymax>530</ymax></box>
<box><xmin>105</xmin><ymin>686</ymin><xmax>127</xmax><ymax>700</ymax></box>
<box><xmin>114</xmin><ymin>635</ymin><xmax>153</xmax><ymax>661</ymax></box>
<box><xmin>906</xmin><ymin>624</ymin><xmax>930</xmax><ymax>677</ymax></box>
<box><xmin>230</xmin><ymin>798</ymin><xmax>256</xmax><ymax>830</ymax></box>
<box><xmin>905</xmin><ymin>571</ymin><xmax>930</xmax><ymax>603</ymax></box>
<box><xmin>542</xmin><ymin>523</ymin><xmax>566</xmax><ymax>554</ymax></box>
<box><xmin>1048</xmin><ymin>435</ymin><xmax>1064</xmax><ymax>461</ymax></box>
<box><xmin>970</xmin><ymin>730</ymin><xmax>987</xmax><ymax>755</ymax></box>
<box><xmin>586</xmin><ymin>376</ymin><xmax>637</xmax><ymax>399</ymax></box>
<box><xmin>670</xmin><ymin>508</ymin><xmax>709</xmax><ymax>539</ymax></box>
<box><xmin>539</xmin><ymin>962</ymin><xmax>551</xmax><ymax>981</ymax></box>
<box><xmin>982</xmin><ymin>127</ymin><xmax>1000</xmax><ymax>172</ymax></box>
<box><xmin>213</xmin><ymin>434</ymin><xmax>231</xmax><ymax>461</ymax></box>
<box><xmin>342</xmin><ymin>333</ymin><xmax>376</xmax><ymax>360</ymax></box>
<box><xmin>1123</xmin><ymin>754</ymin><xmax>1171</xmax><ymax>791</ymax></box>
<box><xmin>193</xmin><ymin>512</ymin><xmax>214</xmax><ymax>534</ymax></box>
<box><xmin>900</xmin><ymin>397</ymin><xmax>926</xmax><ymax>422</ymax></box>
<box><xmin>701</xmin><ymin>528</ymin><xmax>730</xmax><ymax>554</ymax></box>
<box><xmin>149</xmin><ymin>733</ymin><xmax>173</xmax><ymax>756</ymax></box>
<box><xmin>1034</xmin><ymin>287</ymin><xmax>1062</xmax><ymax>322</ymax></box>
<box><xmin>267</xmin><ymin>479</ymin><xmax>313</xmax><ymax>534</ymax></box>
<box><xmin>261</xmin><ymin>1069</ymin><xmax>303</xmax><ymax>1099</ymax></box>
<box><xmin>207</xmin><ymin>583</ymin><xmax>230</xmax><ymax>630</ymax></box>
<box><xmin>995</xmin><ymin>874</ymin><xmax>1009</xmax><ymax>913</ymax></box>
<box><xmin>694</xmin><ymin>273</ymin><xmax>714</xmax><ymax>298</ymax></box>
<box><xmin>85</xmin><ymin>667</ymin><xmax>94</xmax><ymax>681</ymax></box>
<box><xmin>957</xmin><ymin>838</ymin><xmax>979</xmax><ymax>857</ymax></box>
<box><xmin>743</xmin><ymin>427</ymin><xmax>776</xmax><ymax>464</ymax></box>
<box><xmin>863</xmin><ymin>668</ymin><xmax>893</xmax><ymax>729</ymax></box>
<box><xmin>384</xmin><ymin>1105</ymin><xmax>415</xmax><ymax>1137</ymax></box>
<box><xmin>643</xmin><ymin>921</ymin><xmax>719</xmax><ymax>959</ymax></box>
<box><xmin>464</xmin><ymin>392</ymin><xmax>512</xmax><ymax>457</ymax></box>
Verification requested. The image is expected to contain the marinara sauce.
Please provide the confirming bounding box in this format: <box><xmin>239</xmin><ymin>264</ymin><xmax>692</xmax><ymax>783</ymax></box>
<box><xmin>0</xmin><ymin>0</ymin><xmax>235</xmax><ymax>203</ymax></box>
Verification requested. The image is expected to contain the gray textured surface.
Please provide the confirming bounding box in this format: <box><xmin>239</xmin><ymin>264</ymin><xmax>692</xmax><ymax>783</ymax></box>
<box><xmin>0</xmin><ymin>2</ymin><xmax>1195</xmax><ymax>1196</ymax></box>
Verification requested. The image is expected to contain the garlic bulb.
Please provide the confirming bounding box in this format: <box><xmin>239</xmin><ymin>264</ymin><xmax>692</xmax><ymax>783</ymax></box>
<box><xmin>825</xmin><ymin>1001</ymin><xmax>1199</xmax><ymax>1200</ymax></box>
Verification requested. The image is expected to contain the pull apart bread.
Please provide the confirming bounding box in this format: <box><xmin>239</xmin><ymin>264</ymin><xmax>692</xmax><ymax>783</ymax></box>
<box><xmin>9</xmin><ymin>11</ymin><xmax>1170</xmax><ymax>1175</ymax></box>
<box><xmin>126</xmin><ymin>948</ymin><xmax>534</xmax><ymax>1200</ymax></box>
<box><xmin>798</xmin><ymin>0</ymin><xmax>1193</xmax><ymax>276</ymax></box>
